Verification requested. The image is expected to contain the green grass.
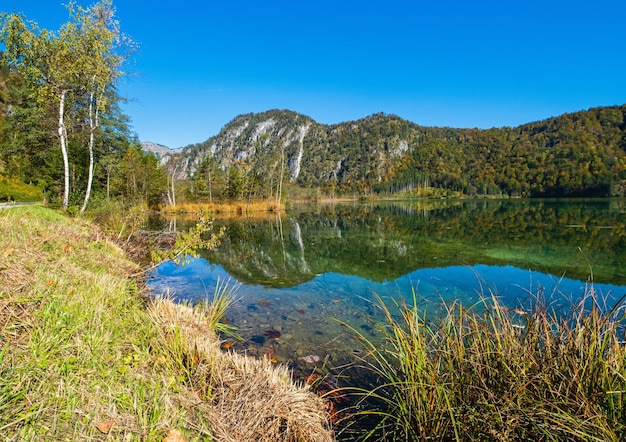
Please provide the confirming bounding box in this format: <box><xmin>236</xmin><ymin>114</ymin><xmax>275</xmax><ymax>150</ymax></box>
<box><xmin>0</xmin><ymin>206</ymin><xmax>187</xmax><ymax>439</ymax></box>
<box><xmin>339</xmin><ymin>287</ymin><xmax>626</xmax><ymax>441</ymax></box>
<box><xmin>0</xmin><ymin>177</ymin><xmax>44</xmax><ymax>202</ymax></box>
<box><xmin>0</xmin><ymin>205</ymin><xmax>332</xmax><ymax>441</ymax></box>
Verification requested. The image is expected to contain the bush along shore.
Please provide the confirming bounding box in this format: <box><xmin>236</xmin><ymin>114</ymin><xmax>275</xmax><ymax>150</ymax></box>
<box><xmin>0</xmin><ymin>205</ymin><xmax>332</xmax><ymax>441</ymax></box>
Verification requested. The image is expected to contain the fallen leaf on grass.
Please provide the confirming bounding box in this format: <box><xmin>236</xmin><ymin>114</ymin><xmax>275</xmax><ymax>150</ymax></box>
<box><xmin>163</xmin><ymin>428</ymin><xmax>187</xmax><ymax>442</ymax></box>
<box><xmin>96</xmin><ymin>419</ymin><xmax>115</xmax><ymax>434</ymax></box>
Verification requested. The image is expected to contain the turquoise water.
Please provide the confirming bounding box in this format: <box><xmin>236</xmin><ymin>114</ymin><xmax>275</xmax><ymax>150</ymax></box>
<box><xmin>147</xmin><ymin>199</ymin><xmax>626</xmax><ymax>375</ymax></box>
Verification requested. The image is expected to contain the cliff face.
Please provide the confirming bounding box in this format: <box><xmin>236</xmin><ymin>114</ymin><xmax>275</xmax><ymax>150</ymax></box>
<box><xmin>156</xmin><ymin>106</ymin><xmax>626</xmax><ymax>197</ymax></box>
<box><xmin>172</xmin><ymin>110</ymin><xmax>317</xmax><ymax>180</ymax></box>
<box><xmin>140</xmin><ymin>142</ymin><xmax>176</xmax><ymax>165</ymax></box>
<box><xmin>169</xmin><ymin>110</ymin><xmax>421</xmax><ymax>187</ymax></box>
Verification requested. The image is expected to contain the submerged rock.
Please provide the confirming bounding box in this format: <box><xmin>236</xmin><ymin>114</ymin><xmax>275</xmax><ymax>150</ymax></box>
<box><xmin>250</xmin><ymin>335</ymin><xmax>266</xmax><ymax>345</ymax></box>
<box><xmin>302</xmin><ymin>355</ymin><xmax>321</xmax><ymax>364</ymax></box>
<box><xmin>263</xmin><ymin>329</ymin><xmax>281</xmax><ymax>339</ymax></box>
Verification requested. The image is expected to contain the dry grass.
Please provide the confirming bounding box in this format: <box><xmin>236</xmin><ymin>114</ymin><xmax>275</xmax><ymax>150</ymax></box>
<box><xmin>149</xmin><ymin>296</ymin><xmax>334</xmax><ymax>442</ymax></box>
<box><xmin>162</xmin><ymin>200</ymin><xmax>285</xmax><ymax>216</ymax></box>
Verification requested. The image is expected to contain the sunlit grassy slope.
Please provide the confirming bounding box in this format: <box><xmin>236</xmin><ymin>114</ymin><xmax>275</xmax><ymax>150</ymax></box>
<box><xmin>0</xmin><ymin>206</ymin><xmax>332</xmax><ymax>441</ymax></box>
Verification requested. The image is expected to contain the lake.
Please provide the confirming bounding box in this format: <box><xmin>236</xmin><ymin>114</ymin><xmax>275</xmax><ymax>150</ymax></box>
<box><xmin>147</xmin><ymin>199</ymin><xmax>626</xmax><ymax>377</ymax></box>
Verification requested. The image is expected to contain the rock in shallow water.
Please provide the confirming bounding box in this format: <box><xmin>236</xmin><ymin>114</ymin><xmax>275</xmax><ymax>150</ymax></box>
<box><xmin>249</xmin><ymin>335</ymin><xmax>266</xmax><ymax>345</ymax></box>
<box><xmin>263</xmin><ymin>329</ymin><xmax>281</xmax><ymax>339</ymax></box>
<box><xmin>302</xmin><ymin>354</ymin><xmax>321</xmax><ymax>363</ymax></box>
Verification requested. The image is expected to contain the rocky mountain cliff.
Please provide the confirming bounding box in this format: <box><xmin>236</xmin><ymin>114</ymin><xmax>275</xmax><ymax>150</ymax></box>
<box><xmin>140</xmin><ymin>142</ymin><xmax>176</xmax><ymax>165</ymax></box>
<box><xmin>159</xmin><ymin>106</ymin><xmax>626</xmax><ymax>198</ymax></box>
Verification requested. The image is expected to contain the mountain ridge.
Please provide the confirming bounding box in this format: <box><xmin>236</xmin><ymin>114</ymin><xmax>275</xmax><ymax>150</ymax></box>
<box><xmin>153</xmin><ymin>105</ymin><xmax>626</xmax><ymax>198</ymax></box>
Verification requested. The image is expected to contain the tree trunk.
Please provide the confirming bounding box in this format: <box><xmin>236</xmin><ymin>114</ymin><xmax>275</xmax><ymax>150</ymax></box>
<box><xmin>59</xmin><ymin>89</ymin><xmax>70</xmax><ymax>210</ymax></box>
<box><xmin>208</xmin><ymin>168</ymin><xmax>212</xmax><ymax>203</ymax></box>
<box><xmin>106</xmin><ymin>166</ymin><xmax>111</xmax><ymax>200</ymax></box>
<box><xmin>170</xmin><ymin>174</ymin><xmax>176</xmax><ymax>207</ymax></box>
<box><xmin>167</xmin><ymin>164</ymin><xmax>178</xmax><ymax>207</ymax></box>
<box><xmin>80</xmin><ymin>90</ymin><xmax>97</xmax><ymax>214</ymax></box>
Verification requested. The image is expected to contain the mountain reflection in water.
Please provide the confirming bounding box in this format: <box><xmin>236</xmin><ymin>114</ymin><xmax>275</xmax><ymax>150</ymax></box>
<box><xmin>147</xmin><ymin>199</ymin><xmax>626</xmax><ymax>374</ymax></box>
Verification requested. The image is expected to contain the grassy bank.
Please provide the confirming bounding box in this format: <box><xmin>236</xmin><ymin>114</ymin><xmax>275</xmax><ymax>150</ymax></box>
<box><xmin>0</xmin><ymin>206</ymin><xmax>332</xmax><ymax>441</ymax></box>
<box><xmin>0</xmin><ymin>177</ymin><xmax>44</xmax><ymax>202</ymax></box>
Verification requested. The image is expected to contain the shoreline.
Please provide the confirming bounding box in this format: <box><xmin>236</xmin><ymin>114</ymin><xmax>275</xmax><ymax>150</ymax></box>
<box><xmin>0</xmin><ymin>205</ymin><xmax>334</xmax><ymax>441</ymax></box>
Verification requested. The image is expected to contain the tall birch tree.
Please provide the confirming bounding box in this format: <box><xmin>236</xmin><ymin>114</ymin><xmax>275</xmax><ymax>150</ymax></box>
<box><xmin>0</xmin><ymin>1</ymin><xmax>130</xmax><ymax>211</ymax></box>
<box><xmin>2</xmin><ymin>14</ymin><xmax>79</xmax><ymax>209</ymax></box>
<box><xmin>75</xmin><ymin>1</ymin><xmax>128</xmax><ymax>213</ymax></box>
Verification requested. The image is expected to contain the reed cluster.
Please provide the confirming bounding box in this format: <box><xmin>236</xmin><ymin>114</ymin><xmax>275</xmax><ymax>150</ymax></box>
<box><xmin>340</xmin><ymin>289</ymin><xmax>626</xmax><ymax>441</ymax></box>
<box><xmin>161</xmin><ymin>200</ymin><xmax>285</xmax><ymax>216</ymax></box>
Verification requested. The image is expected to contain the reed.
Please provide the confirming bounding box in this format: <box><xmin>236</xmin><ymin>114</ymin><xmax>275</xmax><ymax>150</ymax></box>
<box><xmin>161</xmin><ymin>200</ymin><xmax>285</xmax><ymax>215</ymax></box>
<box><xmin>339</xmin><ymin>287</ymin><xmax>626</xmax><ymax>441</ymax></box>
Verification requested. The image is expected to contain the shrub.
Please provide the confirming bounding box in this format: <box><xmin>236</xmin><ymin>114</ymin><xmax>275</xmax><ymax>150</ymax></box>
<box><xmin>0</xmin><ymin>177</ymin><xmax>43</xmax><ymax>202</ymax></box>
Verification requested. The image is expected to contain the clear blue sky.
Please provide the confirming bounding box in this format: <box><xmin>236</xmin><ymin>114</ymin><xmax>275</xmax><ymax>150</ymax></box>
<box><xmin>3</xmin><ymin>0</ymin><xmax>626</xmax><ymax>149</ymax></box>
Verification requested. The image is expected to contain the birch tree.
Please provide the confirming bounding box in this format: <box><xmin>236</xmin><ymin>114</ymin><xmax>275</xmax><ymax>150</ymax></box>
<box><xmin>0</xmin><ymin>1</ymin><xmax>131</xmax><ymax>211</ymax></box>
<box><xmin>2</xmin><ymin>14</ymin><xmax>78</xmax><ymax>209</ymax></box>
<box><xmin>76</xmin><ymin>1</ymin><xmax>128</xmax><ymax>213</ymax></box>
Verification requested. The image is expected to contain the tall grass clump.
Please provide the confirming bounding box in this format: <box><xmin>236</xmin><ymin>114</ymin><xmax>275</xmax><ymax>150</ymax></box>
<box><xmin>340</xmin><ymin>287</ymin><xmax>626</xmax><ymax>441</ymax></box>
<box><xmin>148</xmin><ymin>284</ymin><xmax>334</xmax><ymax>442</ymax></box>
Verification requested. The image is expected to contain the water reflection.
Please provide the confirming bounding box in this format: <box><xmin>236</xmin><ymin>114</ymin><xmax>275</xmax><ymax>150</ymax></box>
<box><xmin>147</xmin><ymin>199</ymin><xmax>626</xmax><ymax>374</ymax></box>
<box><xmin>158</xmin><ymin>198</ymin><xmax>626</xmax><ymax>287</ymax></box>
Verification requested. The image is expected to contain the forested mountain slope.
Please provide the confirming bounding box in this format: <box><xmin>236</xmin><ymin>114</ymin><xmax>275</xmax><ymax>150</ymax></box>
<box><xmin>170</xmin><ymin>106</ymin><xmax>626</xmax><ymax>198</ymax></box>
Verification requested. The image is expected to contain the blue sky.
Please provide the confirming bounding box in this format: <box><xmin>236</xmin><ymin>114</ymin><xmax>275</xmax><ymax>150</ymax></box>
<box><xmin>3</xmin><ymin>1</ymin><xmax>626</xmax><ymax>148</ymax></box>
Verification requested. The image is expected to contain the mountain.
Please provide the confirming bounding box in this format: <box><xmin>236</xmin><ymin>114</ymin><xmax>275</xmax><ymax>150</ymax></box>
<box><xmin>166</xmin><ymin>106</ymin><xmax>626</xmax><ymax>198</ymax></box>
<box><xmin>141</xmin><ymin>141</ymin><xmax>176</xmax><ymax>164</ymax></box>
